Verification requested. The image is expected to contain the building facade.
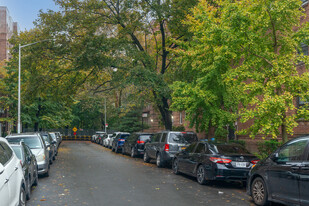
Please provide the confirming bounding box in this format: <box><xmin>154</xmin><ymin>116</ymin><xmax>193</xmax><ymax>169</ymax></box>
<box><xmin>0</xmin><ymin>6</ymin><xmax>18</xmax><ymax>136</ymax></box>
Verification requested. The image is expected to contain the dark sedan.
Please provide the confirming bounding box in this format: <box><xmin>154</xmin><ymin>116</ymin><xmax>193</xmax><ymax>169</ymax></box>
<box><xmin>247</xmin><ymin>136</ymin><xmax>309</xmax><ymax>206</ymax></box>
<box><xmin>41</xmin><ymin>133</ymin><xmax>57</xmax><ymax>164</ymax></box>
<box><xmin>172</xmin><ymin>141</ymin><xmax>259</xmax><ymax>185</ymax></box>
<box><xmin>122</xmin><ymin>133</ymin><xmax>152</xmax><ymax>157</ymax></box>
<box><xmin>10</xmin><ymin>141</ymin><xmax>38</xmax><ymax>200</ymax></box>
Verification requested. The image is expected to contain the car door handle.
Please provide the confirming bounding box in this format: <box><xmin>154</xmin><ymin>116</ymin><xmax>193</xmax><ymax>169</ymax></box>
<box><xmin>4</xmin><ymin>179</ymin><xmax>9</xmax><ymax>184</ymax></box>
<box><xmin>15</xmin><ymin>167</ymin><xmax>18</xmax><ymax>171</ymax></box>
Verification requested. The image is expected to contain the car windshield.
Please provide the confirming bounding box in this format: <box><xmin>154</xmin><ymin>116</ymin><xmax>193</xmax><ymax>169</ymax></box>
<box><xmin>209</xmin><ymin>144</ymin><xmax>250</xmax><ymax>154</ymax></box>
<box><xmin>168</xmin><ymin>133</ymin><xmax>197</xmax><ymax>144</ymax></box>
<box><xmin>139</xmin><ymin>135</ymin><xmax>151</xmax><ymax>141</ymax></box>
<box><xmin>7</xmin><ymin>137</ymin><xmax>43</xmax><ymax>149</ymax></box>
<box><xmin>49</xmin><ymin>133</ymin><xmax>57</xmax><ymax>141</ymax></box>
<box><xmin>42</xmin><ymin>135</ymin><xmax>51</xmax><ymax>143</ymax></box>
<box><xmin>11</xmin><ymin>146</ymin><xmax>23</xmax><ymax>160</ymax></box>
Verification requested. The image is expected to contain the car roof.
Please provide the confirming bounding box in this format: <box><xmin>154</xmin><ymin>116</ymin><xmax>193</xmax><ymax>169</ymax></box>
<box><xmin>0</xmin><ymin>137</ymin><xmax>9</xmax><ymax>144</ymax></box>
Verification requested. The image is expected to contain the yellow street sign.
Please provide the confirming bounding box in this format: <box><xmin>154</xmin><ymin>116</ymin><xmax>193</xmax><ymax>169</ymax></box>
<box><xmin>72</xmin><ymin>127</ymin><xmax>77</xmax><ymax>132</ymax></box>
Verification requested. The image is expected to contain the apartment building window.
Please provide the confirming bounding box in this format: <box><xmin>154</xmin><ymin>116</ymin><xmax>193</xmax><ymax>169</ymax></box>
<box><xmin>179</xmin><ymin>112</ymin><xmax>183</xmax><ymax>124</ymax></box>
<box><xmin>301</xmin><ymin>43</ymin><xmax>309</xmax><ymax>56</ymax></box>
<box><xmin>298</xmin><ymin>97</ymin><xmax>309</xmax><ymax>107</ymax></box>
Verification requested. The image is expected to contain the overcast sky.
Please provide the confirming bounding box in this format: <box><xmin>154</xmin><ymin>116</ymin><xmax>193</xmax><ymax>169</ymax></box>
<box><xmin>0</xmin><ymin>0</ymin><xmax>59</xmax><ymax>31</ymax></box>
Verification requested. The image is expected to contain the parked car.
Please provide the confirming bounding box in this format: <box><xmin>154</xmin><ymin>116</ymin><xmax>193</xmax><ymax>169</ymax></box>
<box><xmin>103</xmin><ymin>134</ymin><xmax>113</xmax><ymax>147</ymax></box>
<box><xmin>10</xmin><ymin>141</ymin><xmax>38</xmax><ymax>200</ymax></box>
<box><xmin>111</xmin><ymin>133</ymin><xmax>130</xmax><ymax>153</ymax></box>
<box><xmin>49</xmin><ymin>132</ymin><xmax>60</xmax><ymax>154</ymax></box>
<box><xmin>91</xmin><ymin>135</ymin><xmax>96</xmax><ymax>142</ymax></box>
<box><xmin>172</xmin><ymin>141</ymin><xmax>259</xmax><ymax>185</ymax></box>
<box><xmin>55</xmin><ymin>132</ymin><xmax>62</xmax><ymax>143</ymax></box>
<box><xmin>108</xmin><ymin>132</ymin><xmax>121</xmax><ymax>149</ymax></box>
<box><xmin>122</xmin><ymin>133</ymin><xmax>152</xmax><ymax>157</ymax></box>
<box><xmin>96</xmin><ymin>134</ymin><xmax>105</xmax><ymax>145</ymax></box>
<box><xmin>0</xmin><ymin>137</ymin><xmax>26</xmax><ymax>206</ymax></box>
<box><xmin>6</xmin><ymin>133</ymin><xmax>50</xmax><ymax>177</ymax></box>
<box><xmin>41</xmin><ymin>132</ymin><xmax>57</xmax><ymax>164</ymax></box>
<box><xmin>144</xmin><ymin>131</ymin><xmax>198</xmax><ymax>167</ymax></box>
<box><xmin>247</xmin><ymin>136</ymin><xmax>309</xmax><ymax>206</ymax></box>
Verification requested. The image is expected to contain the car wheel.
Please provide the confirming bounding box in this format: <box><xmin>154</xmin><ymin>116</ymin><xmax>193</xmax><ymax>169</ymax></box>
<box><xmin>196</xmin><ymin>165</ymin><xmax>207</xmax><ymax>185</ymax></box>
<box><xmin>19</xmin><ymin>186</ymin><xmax>26</xmax><ymax>206</ymax></box>
<box><xmin>172</xmin><ymin>158</ymin><xmax>180</xmax><ymax>175</ymax></box>
<box><xmin>143</xmin><ymin>151</ymin><xmax>150</xmax><ymax>163</ymax></box>
<box><xmin>156</xmin><ymin>153</ymin><xmax>164</xmax><ymax>168</ymax></box>
<box><xmin>131</xmin><ymin>147</ymin><xmax>136</xmax><ymax>158</ymax></box>
<box><xmin>115</xmin><ymin>147</ymin><xmax>118</xmax><ymax>153</ymax></box>
<box><xmin>33</xmin><ymin>168</ymin><xmax>39</xmax><ymax>186</ymax></box>
<box><xmin>53</xmin><ymin>154</ymin><xmax>56</xmax><ymax>161</ymax></box>
<box><xmin>26</xmin><ymin>177</ymin><xmax>31</xmax><ymax>200</ymax></box>
<box><xmin>251</xmin><ymin>177</ymin><xmax>269</xmax><ymax>206</ymax></box>
<box><xmin>50</xmin><ymin>158</ymin><xmax>53</xmax><ymax>165</ymax></box>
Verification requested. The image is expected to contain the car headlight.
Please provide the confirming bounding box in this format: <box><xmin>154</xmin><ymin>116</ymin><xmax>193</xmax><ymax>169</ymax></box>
<box><xmin>37</xmin><ymin>153</ymin><xmax>46</xmax><ymax>162</ymax></box>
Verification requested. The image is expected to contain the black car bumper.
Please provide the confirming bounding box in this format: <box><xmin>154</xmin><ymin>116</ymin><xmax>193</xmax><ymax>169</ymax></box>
<box><xmin>212</xmin><ymin>167</ymin><xmax>250</xmax><ymax>181</ymax></box>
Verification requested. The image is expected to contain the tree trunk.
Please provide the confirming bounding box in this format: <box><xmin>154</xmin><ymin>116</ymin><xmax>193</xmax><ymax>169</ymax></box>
<box><xmin>281</xmin><ymin>113</ymin><xmax>288</xmax><ymax>143</ymax></box>
<box><xmin>156</xmin><ymin>96</ymin><xmax>172</xmax><ymax>130</ymax></box>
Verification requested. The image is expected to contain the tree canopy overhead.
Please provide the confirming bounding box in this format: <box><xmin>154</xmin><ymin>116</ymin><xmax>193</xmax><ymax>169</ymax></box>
<box><xmin>171</xmin><ymin>0</ymin><xmax>309</xmax><ymax>142</ymax></box>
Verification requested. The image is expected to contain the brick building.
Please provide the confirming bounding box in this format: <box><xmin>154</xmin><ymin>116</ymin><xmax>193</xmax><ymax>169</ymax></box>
<box><xmin>142</xmin><ymin>1</ymin><xmax>309</xmax><ymax>152</ymax></box>
<box><xmin>0</xmin><ymin>6</ymin><xmax>18</xmax><ymax>136</ymax></box>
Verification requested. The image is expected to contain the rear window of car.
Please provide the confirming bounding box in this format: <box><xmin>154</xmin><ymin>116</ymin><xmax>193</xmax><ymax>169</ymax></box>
<box><xmin>139</xmin><ymin>135</ymin><xmax>151</xmax><ymax>141</ymax></box>
<box><xmin>7</xmin><ymin>136</ymin><xmax>43</xmax><ymax>149</ymax></box>
<box><xmin>11</xmin><ymin>146</ymin><xmax>23</xmax><ymax>160</ymax></box>
<box><xmin>41</xmin><ymin>135</ymin><xmax>50</xmax><ymax>143</ymax></box>
<box><xmin>119</xmin><ymin>134</ymin><xmax>130</xmax><ymax>139</ymax></box>
<box><xmin>210</xmin><ymin>144</ymin><xmax>250</xmax><ymax>154</ymax></box>
<box><xmin>168</xmin><ymin>133</ymin><xmax>197</xmax><ymax>144</ymax></box>
<box><xmin>49</xmin><ymin>133</ymin><xmax>57</xmax><ymax>141</ymax></box>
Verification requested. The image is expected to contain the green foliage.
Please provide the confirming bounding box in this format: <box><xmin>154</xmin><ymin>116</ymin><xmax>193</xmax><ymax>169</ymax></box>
<box><xmin>172</xmin><ymin>0</ymin><xmax>309</xmax><ymax>143</ymax></box>
<box><xmin>115</xmin><ymin>107</ymin><xmax>149</xmax><ymax>133</ymax></box>
<box><xmin>256</xmin><ymin>140</ymin><xmax>282</xmax><ymax>160</ymax></box>
<box><xmin>172</xmin><ymin>125</ymin><xmax>186</xmax><ymax>131</ymax></box>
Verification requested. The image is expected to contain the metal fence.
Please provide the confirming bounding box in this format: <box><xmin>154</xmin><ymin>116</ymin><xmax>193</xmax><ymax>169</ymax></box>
<box><xmin>22</xmin><ymin>128</ymin><xmax>117</xmax><ymax>141</ymax></box>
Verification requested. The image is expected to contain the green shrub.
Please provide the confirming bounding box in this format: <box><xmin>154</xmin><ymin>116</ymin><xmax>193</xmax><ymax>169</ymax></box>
<box><xmin>256</xmin><ymin>140</ymin><xmax>282</xmax><ymax>160</ymax></box>
<box><xmin>172</xmin><ymin>125</ymin><xmax>186</xmax><ymax>131</ymax></box>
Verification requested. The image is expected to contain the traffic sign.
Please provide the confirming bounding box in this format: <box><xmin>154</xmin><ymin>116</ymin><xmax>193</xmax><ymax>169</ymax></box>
<box><xmin>73</xmin><ymin>127</ymin><xmax>77</xmax><ymax>132</ymax></box>
<box><xmin>105</xmin><ymin>123</ymin><xmax>108</xmax><ymax>128</ymax></box>
<box><xmin>73</xmin><ymin>132</ymin><xmax>77</xmax><ymax>136</ymax></box>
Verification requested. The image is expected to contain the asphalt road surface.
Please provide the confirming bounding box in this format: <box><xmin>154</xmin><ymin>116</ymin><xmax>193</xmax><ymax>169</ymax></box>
<box><xmin>28</xmin><ymin>141</ymin><xmax>256</xmax><ymax>206</ymax></box>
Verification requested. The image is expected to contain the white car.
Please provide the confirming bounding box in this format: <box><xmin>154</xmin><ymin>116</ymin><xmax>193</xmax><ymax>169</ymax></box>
<box><xmin>103</xmin><ymin>134</ymin><xmax>113</xmax><ymax>147</ymax></box>
<box><xmin>108</xmin><ymin>132</ymin><xmax>121</xmax><ymax>149</ymax></box>
<box><xmin>0</xmin><ymin>137</ymin><xmax>26</xmax><ymax>206</ymax></box>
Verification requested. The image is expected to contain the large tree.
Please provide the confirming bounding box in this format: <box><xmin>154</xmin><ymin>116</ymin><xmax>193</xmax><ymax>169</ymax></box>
<box><xmin>33</xmin><ymin>0</ymin><xmax>198</xmax><ymax>130</ymax></box>
<box><xmin>172</xmin><ymin>0</ymin><xmax>309</xmax><ymax>142</ymax></box>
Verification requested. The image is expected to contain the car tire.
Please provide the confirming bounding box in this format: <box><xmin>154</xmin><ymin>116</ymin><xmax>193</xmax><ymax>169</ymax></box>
<box><xmin>172</xmin><ymin>158</ymin><xmax>180</xmax><ymax>175</ymax></box>
<box><xmin>26</xmin><ymin>177</ymin><xmax>31</xmax><ymax>200</ymax></box>
<box><xmin>251</xmin><ymin>177</ymin><xmax>269</xmax><ymax>206</ymax></box>
<box><xmin>19</xmin><ymin>186</ymin><xmax>26</xmax><ymax>206</ymax></box>
<box><xmin>156</xmin><ymin>153</ymin><xmax>164</xmax><ymax>168</ymax></box>
<box><xmin>53</xmin><ymin>155</ymin><xmax>56</xmax><ymax>161</ymax></box>
<box><xmin>131</xmin><ymin>147</ymin><xmax>136</xmax><ymax>158</ymax></box>
<box><xmin>196</xmin><ymin>165</ymin><xmax>207</xmax><ymax>185</ymax></box>
<box><xmin>33</xmin><ymin>168</ymin><xmax>39</xmax><ymax>186</ymax></box>
<box><xmin>115</xmin><ymin>147</ymin><xmax>118</xmax><ymax>153</ymax></box>
<box><xmin>143</xmin><ymin>151</ymin><xmax>150</xmax><ymax>163</ymax></box>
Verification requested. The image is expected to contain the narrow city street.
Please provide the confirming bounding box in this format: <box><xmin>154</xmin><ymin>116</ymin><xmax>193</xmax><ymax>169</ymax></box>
<box><xmin>28</xmin><ymin>141</ymin><xmax>254</xmax><ymax>206</ymax></box>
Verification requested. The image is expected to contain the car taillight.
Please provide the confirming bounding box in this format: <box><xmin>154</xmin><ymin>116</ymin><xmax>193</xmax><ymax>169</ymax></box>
<box><xmin>251</xmin><ymin>160</ymin><xmax>260</xmax><ymax>164</ymax></box>
<box><xmin>164</xmin><ymin>144</ymin><xmax>169</xmax><ymax>151</ymax></box>
<box><xmin>137</xmin><ymin>140</ymin><xmax>145</xmax><ymax>144</ymax></box>
<box><xmin>209</xmin><ymin>157</ymin><xmax>232</xmax><ymax>164</ymax></box>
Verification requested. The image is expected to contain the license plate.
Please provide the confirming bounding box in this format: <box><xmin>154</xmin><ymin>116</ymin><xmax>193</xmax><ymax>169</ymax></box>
<box><xmin>235</xmin><ymin>162</ymin><xmax>247</xmax><ymax>168</ymax></box>
<box><xmin>181</xmin><ymin>147</ymin><xmax>186</xmax><ymax>150</ymax></box>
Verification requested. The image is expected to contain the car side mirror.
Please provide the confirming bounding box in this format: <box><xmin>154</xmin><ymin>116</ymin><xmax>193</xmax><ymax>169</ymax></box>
<box><xmin>0</xmin><ymin>163</ymin><xmax>4</xmax><ymax>175</ymax></box>
<box><xmin>271</xmin><ymin>152</ymin><xmax>279</xmax><ymax>161</ymax></box>
<box><xmin>52</xmin><ymin>141</ymin><xmax>57</xmax><ymax>144</ymax></box>
<box><xmin>46</xmin><ymin>143</ymin><xmax>50</xmax><ymax>147</ymax></box>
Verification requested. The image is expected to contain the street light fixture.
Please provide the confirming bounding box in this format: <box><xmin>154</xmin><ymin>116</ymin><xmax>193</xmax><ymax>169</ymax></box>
<box><xmin>17</xmin><ymin>39</ymin><xmax>54</xmax><ymax>133</ymax></box>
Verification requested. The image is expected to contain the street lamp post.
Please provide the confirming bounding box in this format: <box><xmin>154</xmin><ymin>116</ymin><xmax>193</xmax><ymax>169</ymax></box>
<box><xmin>17</xmin><ymin>39</ymin><xmax>54</xmax><ymax>133</ymax></box>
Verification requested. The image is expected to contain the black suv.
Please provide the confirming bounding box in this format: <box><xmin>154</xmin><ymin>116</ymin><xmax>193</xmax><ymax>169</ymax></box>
<box><xmin>122</xmin><ymin>133</ymin><xmax>152</xmax><ymax>157</ymax></box>
<box><xmin>143</xmin><ymin>131</ymin><xmax>198</xmax><ymax>167</ymax></box>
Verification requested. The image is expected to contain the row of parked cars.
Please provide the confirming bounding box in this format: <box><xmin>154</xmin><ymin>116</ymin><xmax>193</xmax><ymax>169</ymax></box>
<box><xmin>92</xmin><ymin>130</ymin><xmax>309</xmax><ymax>206</ymax></box>
<box><xmin>0</xmin><ymin>131</ymin><xmax>62</xmax><ymax>206</ymax></box>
